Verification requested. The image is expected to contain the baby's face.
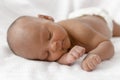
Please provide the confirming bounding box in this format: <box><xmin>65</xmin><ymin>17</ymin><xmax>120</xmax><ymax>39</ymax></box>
<box><xmin>10</xmin><ymin>16</ymin><xmax>71</xmax><ymax>61</ymax></box>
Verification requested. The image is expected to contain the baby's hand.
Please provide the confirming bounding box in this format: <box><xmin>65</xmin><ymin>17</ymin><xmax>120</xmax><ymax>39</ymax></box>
<box><xmin>66</xmin><ymin>45</ymin><xmax>85</xmax><ymax>64</ymax></box>
<box><xmin>81</xmin><ymin>54</ymin><xmax>101</xmax><ymax>71</ymax></box>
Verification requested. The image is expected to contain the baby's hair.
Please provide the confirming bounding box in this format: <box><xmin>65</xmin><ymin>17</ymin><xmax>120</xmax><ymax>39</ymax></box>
<box><xmin>7</xmin><ymin>16</ymin><xmax>27</xmax><ymax>54</ymax></box>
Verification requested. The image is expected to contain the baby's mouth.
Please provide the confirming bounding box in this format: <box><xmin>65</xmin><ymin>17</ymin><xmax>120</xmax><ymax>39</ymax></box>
<box><xmin>62</xmin><ymin>39</ymin><xmax>65</xmax><ymax>50</ymax></box>
<box><xmin>62</xmin><ymin>38</ymin><xmax>68</xmax><ymax>52</ymax></box>
<box><xmin>62</xmin><ymin>37</ymin><xmax>71</xmax><ymax>53</ymax></box>
<box><xmin>56</xmin><ymin>40</ymin><xmax>63</xmax><ymax>51</ymax></box>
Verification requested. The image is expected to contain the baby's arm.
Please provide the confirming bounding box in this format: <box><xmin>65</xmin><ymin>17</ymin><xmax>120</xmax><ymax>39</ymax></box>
<box><xmin>57</xmin><ymin>46</ymin><xmax>85</xmax><ymax>65</ymax></box>
<box><xmin>81</xmin><ymin>40</ymin><xmax>114</xmax><ymax>71</ymax></box>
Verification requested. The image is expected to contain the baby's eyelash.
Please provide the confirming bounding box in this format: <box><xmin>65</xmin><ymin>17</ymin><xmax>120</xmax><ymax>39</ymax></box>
<box><xmin>47</xmin><ymin>28</ymin><xmax>52</xmax><ymax>40</ymax></box>
<box><xmin>47</xmin><ymin>51</ymin><xmax>50</xmax><ymax>54</ymax></box>
<box><xmin>48</xmin><ymin>31</ymin><xmax>52</xmax><ymax>40</ymax></box>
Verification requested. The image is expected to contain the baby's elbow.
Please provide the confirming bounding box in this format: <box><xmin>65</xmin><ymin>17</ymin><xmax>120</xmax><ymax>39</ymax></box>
<box><xmin>106</xmin><ymin>40</ymin><xmax>115</xmax><ymax>59</ymax></box>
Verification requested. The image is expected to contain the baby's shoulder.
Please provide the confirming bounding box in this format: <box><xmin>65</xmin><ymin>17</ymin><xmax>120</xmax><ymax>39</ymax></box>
<box><xmin>60</xmin><ymin>18</ymin><xmax>97</xmax><ymax>39</ymax></box>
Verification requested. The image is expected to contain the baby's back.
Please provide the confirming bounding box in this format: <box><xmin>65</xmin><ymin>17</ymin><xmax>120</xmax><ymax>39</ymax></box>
<box><xmin>59</xmin><ymin>15</ymin><xmax>111</xmax><ymax>52</ymax></box>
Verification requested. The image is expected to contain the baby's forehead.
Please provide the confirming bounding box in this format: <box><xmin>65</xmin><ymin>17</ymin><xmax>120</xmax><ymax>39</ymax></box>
<box><xmin>9</xmin><ymin>17</ymin><xmax>42</xmax><ymax>38</ymax></box>
<box><xmin>13</xmin><ymin>16</ymin><xmax>49</xmax><ymax>38</ymax></box>
<box><xmin>14</xmin><ymin>16</ymin><xmax>43</xmax><ymax>29</ymax></box>
<box><xmin>16</xmin><ymin>16</ymin><xmax>38</xmax><ymax>25</ymax></box>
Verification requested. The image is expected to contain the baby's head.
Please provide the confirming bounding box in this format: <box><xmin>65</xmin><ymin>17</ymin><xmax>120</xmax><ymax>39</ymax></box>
<box><xmin>7</xmin><ymin>15</ymin><xmax>71</xmax><ymax>61</ymax></box>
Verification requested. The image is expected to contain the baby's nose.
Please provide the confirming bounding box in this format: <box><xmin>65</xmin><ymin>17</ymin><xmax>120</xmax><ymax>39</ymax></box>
<box><xmin>50</xmin><ymin>41</ymin><xmax>62</xmax><ymax>52</ymax></box>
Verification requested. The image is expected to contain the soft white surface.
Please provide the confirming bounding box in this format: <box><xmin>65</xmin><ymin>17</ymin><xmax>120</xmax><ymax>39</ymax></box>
<box><xmin>0</xmin><ymin>0</ymin><xmax>120</xmax><ymax>80</ymax></box>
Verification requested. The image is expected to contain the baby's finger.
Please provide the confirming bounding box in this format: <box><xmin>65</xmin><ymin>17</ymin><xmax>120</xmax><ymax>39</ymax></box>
<box><xmin>66</xmin><ymin>54</ymin><xmax>76</xmax><ymax>63</ymax></box>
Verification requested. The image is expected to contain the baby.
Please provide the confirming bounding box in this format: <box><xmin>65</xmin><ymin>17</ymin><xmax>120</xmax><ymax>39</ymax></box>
<box><xmin>7</xmin><ymin>8</ymin><xmax>120</xmax><ymax>71</ymax></box>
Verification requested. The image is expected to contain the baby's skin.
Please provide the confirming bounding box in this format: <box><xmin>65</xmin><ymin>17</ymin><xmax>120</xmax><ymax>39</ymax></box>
<box><xmin>7</xmin><ymin>14</ymin><xmax>120</xmax><ymax>71</ymax></box>
<box><xmin>57</xmin><ymin>46</ymin><xmax>86</xmax><ymax>65</ymax></box>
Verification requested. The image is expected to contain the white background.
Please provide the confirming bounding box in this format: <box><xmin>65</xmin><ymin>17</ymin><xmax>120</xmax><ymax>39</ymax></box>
<box><xmin>0</xmin><ymin>0</ymin><xmax>120</xmax><ymax>80</ymax></box>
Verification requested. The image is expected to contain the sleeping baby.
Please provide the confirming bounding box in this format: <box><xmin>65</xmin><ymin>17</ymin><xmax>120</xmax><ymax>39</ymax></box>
<box><xmin>7</xmin><ymin>8</ymin><xmax>120</xmax><ymax>71</ymax></box>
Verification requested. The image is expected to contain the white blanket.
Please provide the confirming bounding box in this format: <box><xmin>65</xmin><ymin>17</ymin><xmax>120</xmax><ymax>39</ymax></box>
<box><xmin>0</xmin><ymin>0</ymin><xmax>120</xmax><ymax>80</ymax></box>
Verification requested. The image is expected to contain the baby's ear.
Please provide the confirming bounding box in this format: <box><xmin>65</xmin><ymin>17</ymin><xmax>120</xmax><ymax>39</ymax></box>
<box><xmin>38</xmin><ymin>14</ymin><xmax>54</xmax><ymax>22</ymax></box>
